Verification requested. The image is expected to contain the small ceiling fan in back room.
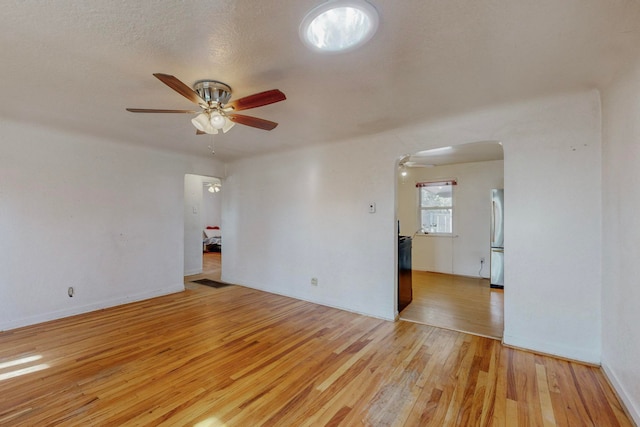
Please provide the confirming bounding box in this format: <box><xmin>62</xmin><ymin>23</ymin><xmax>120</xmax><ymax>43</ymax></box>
<box><xmin>126</xmin><ymin>73</ymin><xmax>286</xmax><ymax>135</ymax></box>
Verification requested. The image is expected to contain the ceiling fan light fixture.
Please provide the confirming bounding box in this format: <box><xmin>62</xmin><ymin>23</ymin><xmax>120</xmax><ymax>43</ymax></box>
<box><xmin>222</xmin><ymin>117</ymin><xmax>235</xmax><ymax>133</ymax></box>
<box><xmin>192</xmin><ymin>112</ymin><xmax>210</xmax><ymax>131</ymax></box>
<box><xmin>210</xmin><ymin>111</ymin><xmax>226</xmax><ymax>129</ymax></box>
<box><xmin>300</xmin><ymin>0</ymin><xmax>379</xmax><ymax>53</ymax></box>
<box><xmin>192</xmin><ymin>112</ymin><xmax>219</xmax><ymax>134</ymax></box>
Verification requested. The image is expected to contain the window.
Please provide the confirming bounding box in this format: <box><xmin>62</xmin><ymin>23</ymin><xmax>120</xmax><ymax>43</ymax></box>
<box><xmin>417</xmin><ymin>180</ymin><xmax>456</xmax><ymax>234</ymax></box>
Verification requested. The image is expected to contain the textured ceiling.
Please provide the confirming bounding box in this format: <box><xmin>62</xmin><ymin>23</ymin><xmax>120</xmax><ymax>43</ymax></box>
<box><xmin>2</xmin><ymin>1</ymin><xmax>640</xmax><ymax>161</ymax></box>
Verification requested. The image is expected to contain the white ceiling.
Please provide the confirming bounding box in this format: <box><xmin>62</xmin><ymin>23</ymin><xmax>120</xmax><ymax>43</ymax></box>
<box><xmin>2</xmin><ymin>1</ymin><xmax>640</xmax><ymax>161</ymax></box>
<box><xmin>403</xmin><ymin>140</ymin><xmax>504</xmax><ymax>167</ymax></box>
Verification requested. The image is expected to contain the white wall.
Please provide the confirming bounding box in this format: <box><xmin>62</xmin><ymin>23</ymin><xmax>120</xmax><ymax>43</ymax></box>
<box><xmin>223</xmin><ymin>143</ymin><xmax>397</xmax><ymax>319</ymax></box>
<box><xmin>397</xmin><ymin>160</ymin><xmax>504</xmax><ymax>277</ymax></box>
<box><xmin>601</xmin><ymin>56</ymin><xmax>640</xmax><ymax>424</ymax></box>
<box><xmin>202</xmin><ymin>183</ymin><xmax>222</xmax><ymax>229</ymax></box>
<box><xmin>0</xmin><ymin>118</ymin><xmax>223</xmax><ymax>331</ymax></box>
<box><xmin>223</xmin><ymin>90</ymin><xmax>602</xmax><ymax>364</ymax></box>
<box><xmin>502</xmin><ymin>98</ymin><xmax>602</xmax><ymax>364</ymax></box>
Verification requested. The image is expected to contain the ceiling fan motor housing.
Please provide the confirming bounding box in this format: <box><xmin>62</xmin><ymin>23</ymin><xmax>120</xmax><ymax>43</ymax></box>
<box><xmin>194</xmin><ymin>80</ymin><xmax>232</xmax><ymax>106</ymax></box>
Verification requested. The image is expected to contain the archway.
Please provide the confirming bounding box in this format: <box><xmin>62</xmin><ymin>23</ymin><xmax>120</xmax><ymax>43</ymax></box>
<box><xmin>395</xmin><ymin>141</ymin><xmax>505</xmax><ymax>339</ymax></box>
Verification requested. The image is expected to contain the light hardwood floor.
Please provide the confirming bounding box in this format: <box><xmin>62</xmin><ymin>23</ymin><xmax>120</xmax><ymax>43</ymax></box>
<box><xmin>400</xmin><ymin>271</ymin><xmax>504</xmax><ymax>339</ymax></box>
<box><xmin>0</xmin><ymin>281</ymin><xmax>632</xmax><ymax>425</ymax></box>
<box><xmin>202</xmin><ymin>251</ymin><xmax>222</xmax><ymax>280</ymax></box>
<box><xmin>185</xmin><ymin>251</ymin><xmax>222</xmax><ymax>283</ymax></box>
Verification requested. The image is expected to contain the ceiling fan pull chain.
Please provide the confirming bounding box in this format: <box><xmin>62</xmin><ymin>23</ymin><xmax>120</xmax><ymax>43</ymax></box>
<box><xmin>208</xmin><ymin>134</ymin><xmax>215</xmax><ymax>155</ymax></box>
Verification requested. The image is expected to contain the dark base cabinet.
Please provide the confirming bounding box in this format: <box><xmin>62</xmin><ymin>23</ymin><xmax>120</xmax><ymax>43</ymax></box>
<box><xmin>398</xmin><ymin>236</ymin><xmax>413</xmax><ymax>312</ymax></box>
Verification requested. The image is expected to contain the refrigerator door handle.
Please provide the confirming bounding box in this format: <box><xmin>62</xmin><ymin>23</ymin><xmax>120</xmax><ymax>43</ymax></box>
<box><xmin>491</xmin><ymin>201</ymin><xmax>496</xmax><ymax>244</ymax></box>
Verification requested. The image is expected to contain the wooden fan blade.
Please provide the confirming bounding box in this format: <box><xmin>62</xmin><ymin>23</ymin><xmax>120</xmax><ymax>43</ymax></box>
<box><xmin>153</xmin><ymin>73</ymin><xmax>206</xmax><ymax>106</ymax></box>
<box><xmin>126</xmin><ymin>108</ymin><xmax>198</xmax><ymax>113</ymax></box>
<box><xmin>228</xmin><ymin>114</ymin><xmax>278</xmax><ymax>131</ymax></box>
<box><xmin>226</xmin><ymin>89</ymin><xmax>286</xmax><ymax>111</ymax></box>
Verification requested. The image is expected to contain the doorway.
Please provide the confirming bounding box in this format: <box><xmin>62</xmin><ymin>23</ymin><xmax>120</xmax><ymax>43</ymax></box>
<box><xmin>183</xmin><ymin>174</ymin><xmax>223</xmax><ymax>282</ymax></box>
<box><xmin>396</xmin><ymin>141</ymin><xmax>505</xmax><ymax>339</ymax></box>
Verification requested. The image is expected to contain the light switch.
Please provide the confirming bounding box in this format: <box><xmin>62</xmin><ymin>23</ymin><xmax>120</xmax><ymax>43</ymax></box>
<box><xmin>192</xmin><ymin>206</ymin><xmax>198</xmax><ymax>214</ymax></box>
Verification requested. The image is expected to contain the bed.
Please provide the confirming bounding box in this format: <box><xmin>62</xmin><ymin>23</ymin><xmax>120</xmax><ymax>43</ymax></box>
<box><xmin>203</xmin><ymin>226</ymin><xmax>222</xmax><ymax>252</ymax></box>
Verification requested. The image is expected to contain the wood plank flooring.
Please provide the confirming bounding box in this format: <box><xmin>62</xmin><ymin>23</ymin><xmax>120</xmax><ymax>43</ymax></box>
<box><xmin>400</xmin><ymin>271</ymin><xmax>504</xmax><ymax>340</ymax></box>
<box><xmin>185</xmin><ymin>252</ymin><xmax>222</xmax><ymax>283</ymax></box>
<box><xmin>202</xmin><ymin>252</ymin><xmax>222</xmax><ymax>280</ymax></box>
<box><xmin>0</xmin><ymin>282</ymin><xmax>632</xmax><ymax>426</ymax></box>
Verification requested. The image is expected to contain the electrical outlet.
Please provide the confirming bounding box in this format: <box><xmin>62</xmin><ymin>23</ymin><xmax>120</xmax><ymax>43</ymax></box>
<box><xmin>311</xmin><ymin>277</ymin><xmax>318</xmax><ymax>286</ymax></box>
<box><xmin>68</xmin><ymin>287</ymin><xmax>74</xmax><ymax>297</ymax></box>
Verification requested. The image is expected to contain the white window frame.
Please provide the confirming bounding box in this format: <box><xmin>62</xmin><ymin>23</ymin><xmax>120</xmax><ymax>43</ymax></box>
<box><xmin>417</xmin><ymin>180</ymin><xmax>456</xmax><ymax>235</ymax></box>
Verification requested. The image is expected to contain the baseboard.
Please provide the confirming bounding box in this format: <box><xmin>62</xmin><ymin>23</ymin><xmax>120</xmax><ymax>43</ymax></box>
<box><xmin>222</xmin><ymin>276</ymin><xmax>396</xmax><ymax>322</ymax></box>
<box><xmin>419</xmin><ymin>270</ymin><xmax>489</xmax><ymax>281</ymax></box>
<box><xmin>501</xmin><ymin>341</ymin><xmax>600</xmax><ymax>367</ymax></box>
<box><xmin>601</xmin><ymin>362</ymin><xmax>640</xmax><ymax>426</ymax></box>
<box><xmin>502</xmin><ymin>334</ymin><xmax>600</xmax><ymax>365</ymax></box>
<box><xmin>0</xmin><ymin>284</ymin><xmax>184</xmax><ymax>332</ymax></box>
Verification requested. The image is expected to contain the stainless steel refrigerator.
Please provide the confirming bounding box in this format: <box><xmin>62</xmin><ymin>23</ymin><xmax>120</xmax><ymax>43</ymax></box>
<box><xmin>490</xmin><ymin>189</ymin><xmax>504</xmax><ymax>288</ymax></box>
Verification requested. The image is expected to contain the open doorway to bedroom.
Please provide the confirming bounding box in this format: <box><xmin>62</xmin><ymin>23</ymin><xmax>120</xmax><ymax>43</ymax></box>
<box><xmin>183</xmin><ymin>174</ymin><xmax>223</xmax><ymax>284</ymax></box>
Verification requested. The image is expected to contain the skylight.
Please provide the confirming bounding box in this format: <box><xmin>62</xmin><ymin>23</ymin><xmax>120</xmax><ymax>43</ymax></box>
<box><xmin>300</xmin><ymin>1</ymin><xmax>379</xmax><ymax>53</ymax></box>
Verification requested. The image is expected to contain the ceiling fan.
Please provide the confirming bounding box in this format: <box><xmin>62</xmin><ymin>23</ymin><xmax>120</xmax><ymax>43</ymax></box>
<box><xmin>399</xmin><ymin>155</ymin><xmax>434</xmax><ymax>168</ymax></box>
<box><xmin>126</xmin><ymin>73</ymin><xmax>286</xmax><ymax>134</ymax></box>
